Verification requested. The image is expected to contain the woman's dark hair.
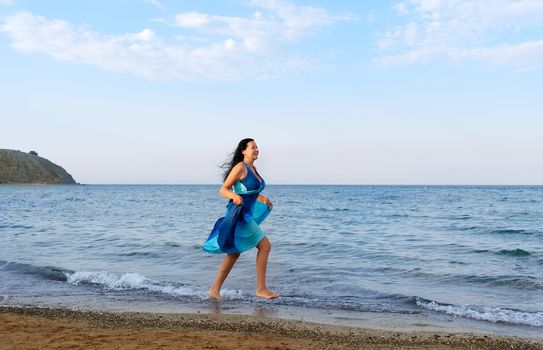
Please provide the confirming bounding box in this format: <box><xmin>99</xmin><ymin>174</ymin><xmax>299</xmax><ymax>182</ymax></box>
<box><xmin>220</xmin><ymin>138</ymin><xmax>254</xmax><ymax>182</ymax></box>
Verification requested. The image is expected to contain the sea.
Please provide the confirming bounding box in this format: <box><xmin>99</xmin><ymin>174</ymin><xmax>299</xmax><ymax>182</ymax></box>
<box><xmin>1</xmin><ymin>185</ymin><xmax>542</xmax><ymax>338</ymax></box>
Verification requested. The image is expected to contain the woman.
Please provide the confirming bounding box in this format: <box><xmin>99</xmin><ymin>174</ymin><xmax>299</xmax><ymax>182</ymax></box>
<box><xmin>203</xmin><ymin>138</ymin><xmax>279</xmax><ymax>300</ymax></box>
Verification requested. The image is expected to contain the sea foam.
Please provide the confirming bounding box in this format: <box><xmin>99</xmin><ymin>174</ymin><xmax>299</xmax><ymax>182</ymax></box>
<box><xmin>416</xmin><ymin>298</ymin><xmax>543</xmax><ymax>327</ymax></box>
<box><xmin>65</xmin><ymin>271</ymin><xmax>247</xmax><ymax>301</ymax></box>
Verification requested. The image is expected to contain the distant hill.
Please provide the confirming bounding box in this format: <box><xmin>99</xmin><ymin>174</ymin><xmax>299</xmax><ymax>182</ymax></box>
<box><xmin>0</xmin><ymin>149</ymin><xmax>77</xmax><ymax>184</ymax></box>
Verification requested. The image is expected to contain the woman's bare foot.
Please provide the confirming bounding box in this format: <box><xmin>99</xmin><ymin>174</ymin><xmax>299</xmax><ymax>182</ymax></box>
<box><xmin>256</xmin><ymin>289</ymin><xmax>279</xmax><ymax>299</ymax></box>
<box><xmin>207</xmin><ymin>289</ymin><xmax>223</xmax><ymax>300</ymax></box>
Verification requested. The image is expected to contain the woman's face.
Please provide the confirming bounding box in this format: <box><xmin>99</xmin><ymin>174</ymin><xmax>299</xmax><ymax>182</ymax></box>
<box><xmin>243</xmin><ymin>141</ymin><xmax>259</xmax><ymax>160</ymax></box>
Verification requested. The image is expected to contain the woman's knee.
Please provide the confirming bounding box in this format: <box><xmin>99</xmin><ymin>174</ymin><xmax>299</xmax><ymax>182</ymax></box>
<box><xmin>228</xmin><ymin>253</ymin><xmax>241</xmax><ymax>261</ymax></box>
<box><xmin>258</xmin><ymin>237</ymin><xmax>271</xmax><ymax>253</ymax></box>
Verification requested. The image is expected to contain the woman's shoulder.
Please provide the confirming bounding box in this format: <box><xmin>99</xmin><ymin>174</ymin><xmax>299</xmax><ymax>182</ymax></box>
<box><xmin>233</xmin><ymin>161</ymin><xmax>247</xmax><ymax>170</ymax></box>
<box><xmin>230</xmin><ymin>162</ymin><xmax>247</xmax><ymax>177</ymax></box>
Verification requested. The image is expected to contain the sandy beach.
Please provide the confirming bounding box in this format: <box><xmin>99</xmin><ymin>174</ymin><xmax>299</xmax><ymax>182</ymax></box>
<box><xmin>1</xmin><ymin>306</ymin><xmax>541</xmax><ymax>350</ymax></box>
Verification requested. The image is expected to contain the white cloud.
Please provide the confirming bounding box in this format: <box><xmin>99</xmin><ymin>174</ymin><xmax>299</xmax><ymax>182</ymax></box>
<box><xmin>175</xmin><ymin>12</ymin><xmax>210</xmax><ymax>28</ymax></box>
<box><xmin>142</xmin><ymin>0</ymin><xmax>165</xmax><ymax>10</ymax></box>
<box><xmin>0</xmin><ymin>1</ymin><xmax>346</xmax><ymax>81</ymax></box>
<box><xmin>376</xmin><ymin>0</ymin><xmax>543</xmax><ymax>69</ymax></box>
<box><xmin>0</xmin><ymin>13</ymin><xmax>168</xmax><ymax>78</ymax></box>
<box><xmin>223</xmin><ymin>38</ymin><xmax>236</xmax><ymax>50</ymax></box>
<box><xmin>134</xmin><ymin>28</ymin><xmax>155</xmax><ymax>41</ymax></box>
<box><xmin>172</xmin><ymin>0</ymin><xmax>350</xmax><ymax>53</ymax></box>
<box><xmin>0</xmin><ymin>0</ymin><xmax>16</xmax><ymax>5</ymax></box>
<box><xmin>392</xmin><ymin>2</ymin><xmax>408</xmax><ymax>15</ymax></box>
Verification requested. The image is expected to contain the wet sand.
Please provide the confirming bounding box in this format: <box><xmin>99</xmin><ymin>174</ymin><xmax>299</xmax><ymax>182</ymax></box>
<box><xmin>1</xmin><ymin>306</ymin><xmax>542</xmax><ymax>350</ymax></box>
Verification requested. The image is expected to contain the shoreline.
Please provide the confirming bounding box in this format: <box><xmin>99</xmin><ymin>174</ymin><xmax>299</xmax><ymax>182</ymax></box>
<box><xmin>1</xmin><ymin>306</ymin><xmax>542</xmax><ymax>349</ymax></box>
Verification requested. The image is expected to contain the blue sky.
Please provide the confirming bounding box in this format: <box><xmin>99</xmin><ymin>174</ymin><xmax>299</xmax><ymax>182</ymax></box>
<box><xmin>1</xmin><ymin>0</ymin><xmax>542</xmax><ymax>184</ymax></box>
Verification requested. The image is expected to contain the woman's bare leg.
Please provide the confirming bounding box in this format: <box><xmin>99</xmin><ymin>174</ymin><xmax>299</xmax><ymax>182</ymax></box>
<box><xmin>255</xmin><ymin>236</ymin><xmax>279</xmax><ymax>299</ymax></box>
<box><xmin>208</xmin><ymin>253</ymin><xmax>240</xmax><ymax>300</ymax></box>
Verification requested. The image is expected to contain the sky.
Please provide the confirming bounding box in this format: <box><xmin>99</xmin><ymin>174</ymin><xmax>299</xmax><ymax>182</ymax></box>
<box><xmin>1</xmin><ymin>0</ymin><xmax>542</xmax><ymax>185</ymax></box>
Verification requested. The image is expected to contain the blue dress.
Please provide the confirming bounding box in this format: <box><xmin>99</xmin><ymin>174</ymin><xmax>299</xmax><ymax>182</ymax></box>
<box><xmin>203</xmin><ymin>162</ymin><xmax>271</xmax><ymax>254</ymax></box>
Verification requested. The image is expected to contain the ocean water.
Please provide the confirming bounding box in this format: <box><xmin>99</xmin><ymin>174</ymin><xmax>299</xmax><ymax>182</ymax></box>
<box><xmin>1</xmin><ymin>185</ymin><xmax>542</xmax><ymax>336</ymax></box>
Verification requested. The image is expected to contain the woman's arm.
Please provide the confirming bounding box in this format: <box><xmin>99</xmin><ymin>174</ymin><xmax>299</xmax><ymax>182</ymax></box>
<box><xmin>257</xmin><ymin>195</ymin><xmax>273</xmax><ymax>210</ymax></box>
<box><xmin>219</xmin><ymin>162</ymin><xmax>246</xmax><ymax>205</ymax></box>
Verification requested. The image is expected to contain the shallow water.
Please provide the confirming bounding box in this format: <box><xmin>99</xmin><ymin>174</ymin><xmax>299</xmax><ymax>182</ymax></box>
<box><xmin>1</xmin><ymin>185</ymin><xmax>542</xmax><ymax>334</ymax></box>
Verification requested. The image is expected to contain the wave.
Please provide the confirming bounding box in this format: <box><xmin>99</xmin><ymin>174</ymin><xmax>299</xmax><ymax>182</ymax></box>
<box><xmin>450</xmin><ymin>215</ymin><xmax>472</xmax><ymax>220</ymax></box>
<box><xmin>438</xmin><ymin>273</ymin><xmax>541</xmax><ymax>290</ymax></box>
<box><xmin>64</xmin><ymin>271</ymin><xmax>247</xmax><ymax>301</ymax></box>
<box><xmin>375</xmin><ymin>265</ymin><xmax>543</xmax><ymax>290</ymax></box>
<box><xmin>416</xmin><ymin>297</ymin><xmax>543</xmax><ymax>327</ymax></box>
<box><xmin>497</xmin><ymin>249</ymin><xmax>531</xmax><ymax>257</ymax></box>
<box><xmin>0</xmin><ymin>224</ymin><xmax>34</xmax><ymax>229</ymax></box>
<box><xmin>64</xmin><ymin>197</ymin><xmax>85</xmax><ymax>202</ymax></box>
<box><xmin>0</xmin><ymin>261</ymin><xmax>371</xmax><ymax>309</ymax></box>
<box><xmin>55</xmin><ymin>268</ymin><xmax>418</xmax><ymax>313</ymax></box>
<box><xmin>62</xmin><ymin>271</ymin><xmax>403</xmax><ymax>312</ymax></box>
<box><xmin>64</xmin><ymin>270</ymin><xmax>542</xmax><ymax>325</ymax></box>
<box><xmin>472</xmin><ymin>248</ymin><xmax>533</xmax><ymax>257</ymax></box>
<box><xmin>455</xmin><ymin>226</ymin><xmax>479</xmax><ymax>231</ymax></box>
<box><xmin>0</xmin><ymin>260</ymin><xmax>69</xmax><ymax>281</ymax></box>
<box><xmin>6</xmin><ymin>258</ymin><xmax>540</xmax><ymax>298</ymax></box>
<box><xmin>491</xmin><ymin>229</ymin><xmax>534</xmax><ymax>235</ymax></box>
<box><xmin>314</xmin><ymin>207</ymin><xmax>351</xmax><ymax>212</ymax></box>
<box><xmin>3</xmin><ymin>260</ymin><xmax>542</xmax><ymax>327</ymax></box>
<box><xmin>450</xmin><ymin>227</ymin><xmax>538</xmax><ymax>235</ymax></box>
<box><xmin>387</xmin><ymin>214</ymin><xmax>409</xmax><ymax>218</ymax></box>
<box><xmin>118</xmin><ymin>251</ymin><xmax>161</xmax><ymax>258</ymax></box>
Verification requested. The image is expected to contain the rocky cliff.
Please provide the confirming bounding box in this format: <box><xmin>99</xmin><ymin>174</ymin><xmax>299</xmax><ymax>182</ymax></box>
<box><xmin>0</xmin><ymin>149</ymin><xmax>77</xmax><ymax>184</ymax></box>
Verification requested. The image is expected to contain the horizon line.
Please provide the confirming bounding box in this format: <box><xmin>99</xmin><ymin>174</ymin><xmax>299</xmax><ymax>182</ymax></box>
<box><xmin>73</xmin><ymin>183</ymin><xmax>543</xmax><ymax>186</ymax></box>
